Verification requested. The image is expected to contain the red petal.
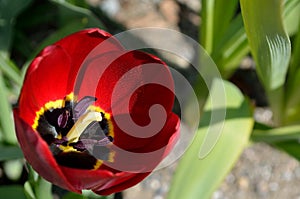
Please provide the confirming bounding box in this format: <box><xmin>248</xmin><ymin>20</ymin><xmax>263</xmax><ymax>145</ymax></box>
<box><xmin>95</xmin><ymin>114</ymin><xmax>179</xmax><ymax>195</ymax></box>
<box><xmin>93</xmin><ymin>171</ymin><xmax>150</xmax><ymax>195</ymax></box>
<box><xmin>55</xmin><ymin>28</ymin><xmax>122</xmax><ymax>66</ymax></box>
<box><xmin>75</xmin><ymin>50</ymin><xmax>174</xmax><ymax>113</ymax></box>
<box><xmin>102</xmin><ymin>113</ymin><xmax>180</xmax><ymax>172</ymax></box>
<box><xmin>132</xmin><ymin>112</ymin><xmax>180</xmax><ymax>153</ymax></box>
<box><xmin>59</xmin><ymin>166</ymin><xmax>113</xmax><ymax>191</ymax></box>
<box><xmin>18</xmin><ymin>45</ymin><xmax>72</xmax><ymax>126</ymax></box>
<box><xmin>111</xmin><ymin>112</ymin><xmax>180</xmax><ymax>152</ymax></box>
<box><xmin>54</xmin><ymin>28</ymin><xmax>124</xmax><ymax>91</ymax></box>
<box><xmin>72</xmin><ymin>50</ymin><xmax>124</xmax><ymax>103</ymax></box>
<box><xmin>13</xmin><ymin>109</ymin><xmax>79</xmax><ymax>193</ymax></box>
<box><xmin>74</xmin><ymin>49</ymin><xmax>177</xmax><ymax>147</ymax></box>
<box><xmin>58</xmin><ymin>165</ymin><xmax>148</xmax><ymax>194</ymax></box>
<box><xmin>19</xmin><ymin>28</ymin><xmax>124</xmax><ymax>126</ymax></box>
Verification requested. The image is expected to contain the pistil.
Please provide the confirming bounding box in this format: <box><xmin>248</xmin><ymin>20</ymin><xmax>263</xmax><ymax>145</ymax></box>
<box><xmin>66</xmin><ymin>111</ymin><xmax>102</xmax><ymax>143</ymax></box>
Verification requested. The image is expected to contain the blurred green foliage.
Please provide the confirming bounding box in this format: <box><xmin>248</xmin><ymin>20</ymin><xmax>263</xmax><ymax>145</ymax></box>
<box><xmin>169</xmin><ymin>0</ymin><xmax>300</xmax><ymax>198</ymax></box>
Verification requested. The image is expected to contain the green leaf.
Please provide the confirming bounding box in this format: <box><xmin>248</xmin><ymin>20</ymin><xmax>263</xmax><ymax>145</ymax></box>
<box><xmin>21</xmin><ymin>0</ymin><xmax>107</xmax><ymax>73</ymax></box>
<box><xmin>167</xmin><ymin>79</ymin><xmax>253</xmax><ymax>199</ymax></box>
<box><xmin>0</xmin><ymin>53</ymin><xmax>22</xmax><ymax>86</ymax></box>
<box><xmin>252</xmin><ymin>124</ymin><xmax>300</xmax><ymax>161</ymax></box>
<box><xmin>52</xmin><ymin>0</ymin><xmax>105</xmax><ymax>29</ymax></box>
<box><xmin>0</xmin><ymin>145</ymin><xmax>23</xmax><ymax>161</ymax></box>
<box><xmin>212</xmin><ymin>15</ymin><xmax>249</xmax><ymax>76</ymax></box>
<box><xmin>0</xmin><ymin>0</ymin><xmax>32</xmax><ymax>56</ymax></box>
<box><xmin>82</xmin><ymin>190</ymin><xmax>112</xmax><ymax>199</ymax></box>
<box><xmin>0</xmin><ymin>1</ymin><xmax>27</xmax><ymax>141</ymax></box>
<box><xmin>34</xmin><ymin>177</ymin><xmax>52</xmax><ymax>199</ymax></box>
<box><xmin>240</xmin><ymin>0</ymin><xmax>291</xmax><ymax>125</ymax></box>
<box><xmin>24</xmin><ymin>167</ymin><xmax>52</xmax><ymax>199</ymax></box>
<box><xmin>275</xmin><ymin>140</ymin><xmax>300</xmax><ymax>161</ymax></box>
<box><xmin>252</xmin><ymin>125</ymin><xmax>300</xmax><ymax>143</ymax></box>
<box><xmin>284</xmin><ymin>20</ymin><xmax>300</xmax><ymax>124</ymax></box>
<box><xmin>284</xmin><ymin>0</ymin><xmax>300</xmax><ymax>36</ymax></box>
<box><xmin>24</xmin><ymin>0</ymin><xmax>106</xmax><ymax>60</ymax></box>
<box><xmin>24</xmin><ymin>181</ymin><xmax>36</xmax><ymax>199</ymax></box>
<box><xmin>62</xmin><ymin>192</ymin><xmax>85</xmax><ymax>199</ymax></box>
<box><xmin>290</xmin><ymin>20</ymin><xmax>300</xmax><ymax>76</ymax></box>
<box><xmin>0</xmin><ymin>71</ymin><xmax>17</xmax><ymax>144</ymax></box>
<box><xmin>240</xmin><ymin>0</ymin><xmax>291</xmax><ymax>91</ymax></box>
<box><xmin>0</xmin><ymin>185</ymin><xmax>27</xmax><ymax>199</ymax></box>
<box><xmin>63</xmin><ymin>190</ymin><xmax>113</xmax><ymax>199</ymax></box>
<box><xmin>212</xmin><ymin>0</ymin><xmax>239</xmax><ymax>50</ymax></box>
<box><xmin>66</xmin><ymin>0</ymin><xmax>89</xmax><ymax>8</ymax></box>
<box><xmin>200</xmin><ymin>0</ymin><xmax>214</xmax><ymax>54</ymax></box>
<box><xmin>34</xmin><ymin>21</ymin><xmax>89</xmax><ymax>56</ymax></box>
<box><xmin>200</xmin><ymin>0</ymin><xmax>239</xmax><ymax>55</ymax></box>
<box><xmin>200</xmin><ymin>0</ymin><xmax>250</xmax><ymax>77</ymax></box>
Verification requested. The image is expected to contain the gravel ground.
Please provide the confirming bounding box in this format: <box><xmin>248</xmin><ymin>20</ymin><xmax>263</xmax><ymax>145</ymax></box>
<box><xmin>124</xmin><ymin>143</ymin><xmax>300</xmax><ymax>199</ymax></box>
<box><xmin>88</xmin><ymin>0</ymin><xmax>300</xmax><ymax>198</ymax></box>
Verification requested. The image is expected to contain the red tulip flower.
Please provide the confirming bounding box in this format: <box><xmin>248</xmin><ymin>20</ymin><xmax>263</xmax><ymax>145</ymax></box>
<box><xmin>14</xmin><ymin>28</ymin><xmax>180</xmax><ymax>195</ymax></box>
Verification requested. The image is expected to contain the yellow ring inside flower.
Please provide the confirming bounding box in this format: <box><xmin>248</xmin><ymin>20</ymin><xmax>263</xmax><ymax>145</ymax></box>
<box><xmin>32</xmin><ymin>93</ymin><xmax>114</xmax><ymax>138</ymax></box>
<box><xmin>32</xmin><ymin>92</ymin><xmax>115</xmax><ymax>170</ymax></box>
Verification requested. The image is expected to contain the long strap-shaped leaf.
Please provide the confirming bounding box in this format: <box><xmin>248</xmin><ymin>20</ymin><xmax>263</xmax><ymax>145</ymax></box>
<box><xmin>200</xmin><ymin>0</ymin><xmax>239</xmax><ymax>55</ymax></box>
<box><xmin>240</xmin><ymin>0</ymin><xmax>291</xmax><ymax>124</ymax></box>
<box><xmin>241</xmin><ymin>0</ymin><xmax>291</xmax><ymax>91</ymax></box>
<box><xmin>167</xmin><ymin>79</ymin><xmax>253</xmax><ymax>199</ymax></box>
<box><xmin>0</xmin><ymin>71</ymin><xmax>17</xmax><ymax>144</ymax></box>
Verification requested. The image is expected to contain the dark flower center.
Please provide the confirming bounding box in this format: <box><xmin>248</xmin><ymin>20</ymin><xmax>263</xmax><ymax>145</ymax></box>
<box><xmin>35</xmin><ymin>95</ymin><xmax>114</xmax><ymax>169</ymax></box>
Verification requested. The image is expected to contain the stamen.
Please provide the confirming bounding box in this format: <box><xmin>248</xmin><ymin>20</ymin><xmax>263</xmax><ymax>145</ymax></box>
<box><xmin>73</xmin><ymin>96</ymin><xmax>97</xmax><ymax>121</ymax></box>
<box><xmin>57</xmin><ymin>111</ymin><xmax>69</xmax><ymax>128</ymax></box>
<box><xmin>35</xmin><ymin>93</ymin><xmax>116</xmax><ymax>169</ymax></box>
<box><xmin>66</xmin><ymin>111</ymin><xmax>102</xmax><ymax>143</ymax></box>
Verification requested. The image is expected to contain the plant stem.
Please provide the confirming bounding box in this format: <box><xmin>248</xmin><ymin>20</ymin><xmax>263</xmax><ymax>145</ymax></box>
<box><xmin>34</xmin><ymin>177</ymin><xmax>52</xmax><ymax>199</ymax></box>
<box><xmin>267</xmin><ymin>86</ymin><xmax>284</xmax><ymax>126</ymax></box>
